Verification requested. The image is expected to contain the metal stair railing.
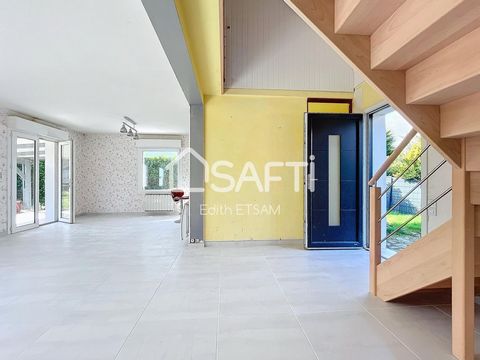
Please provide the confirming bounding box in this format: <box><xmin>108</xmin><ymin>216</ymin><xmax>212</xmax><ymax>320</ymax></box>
<box><xmin>379</xmin><ymin>159</ymin><xmax>447</xmax><ymax>222</ymax></box>
<box><xmin>368</xmin><ymin>129</ymin><xmax>452</xmax><ymax>296</ymax></box>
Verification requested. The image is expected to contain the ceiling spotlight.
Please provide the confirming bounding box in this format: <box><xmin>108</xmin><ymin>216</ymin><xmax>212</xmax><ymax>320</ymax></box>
<box><xmin>121</xmin><ymin>116</ymin><xmax>139</xmax><ymax>139</ymax></box>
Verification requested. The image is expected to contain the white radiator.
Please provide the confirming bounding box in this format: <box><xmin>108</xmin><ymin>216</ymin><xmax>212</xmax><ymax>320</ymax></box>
<box><xmin>143</xmin><ymin>194</ymin><xmax>175</xmax><ymax>212</ymax></box>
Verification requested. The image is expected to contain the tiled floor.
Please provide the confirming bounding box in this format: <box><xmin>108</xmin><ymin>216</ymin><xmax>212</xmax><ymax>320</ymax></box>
<box><xmin>0</xmin><ymin>214</ymin><xmax>478</xmax><ymax>359</ymax></box>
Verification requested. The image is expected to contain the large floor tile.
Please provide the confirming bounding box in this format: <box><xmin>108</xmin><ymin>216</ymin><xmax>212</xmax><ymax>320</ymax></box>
<box><xmin>218</xmin><ymin>314</ymin><xmax>317</xmax><ymax>360</ymax></box>
<box><xmin>298</xmin><ymin>310</ymin><xmax>418</xmax><ymax>359</ymax></box>
<box><xmin>367</xmin><ymin>305</ymin><xmax>457</xmax><ymax>360</ymax></box>
<box><xmin>117</xmin><ymin>318</ymin><xmax>217</xmax><ymax>360</ymax></box>
<box><xmin>0</xmin><ymin>214</ymin><xmax>473</xmax><ymax>359</ymax></box>
<box><xmin>220</xmin><ymin>285</ymin><xmax>291</xmax><ymax>316</ymax></box>
<box><xmin>17</xmin><ymin>322</ymin><xmax>133</xmax><ymax>360</ymax></box>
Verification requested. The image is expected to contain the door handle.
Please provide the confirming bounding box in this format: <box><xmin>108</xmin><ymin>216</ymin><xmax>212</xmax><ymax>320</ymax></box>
<box><xmin>307</xmin><ymin>173</ymin><xmax>317</xmax><ymax>192</ymax></box>
<box><xmin>307</xmin><ymin>154</ymin><xmax>316</xmax><ymax>192</ymax></box>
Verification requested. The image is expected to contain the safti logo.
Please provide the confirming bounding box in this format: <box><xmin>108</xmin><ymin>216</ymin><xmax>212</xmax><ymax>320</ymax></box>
<box><xmin>167</xmin><ymin>148</ymin><xmax>316</xmax><ymax>193</ymax></box>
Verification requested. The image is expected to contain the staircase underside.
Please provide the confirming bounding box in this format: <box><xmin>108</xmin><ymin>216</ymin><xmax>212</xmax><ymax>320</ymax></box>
<box><xmin>283</xmin><ymin>0</ymin><xmax>462</xmax><ymax>168</ymax></box>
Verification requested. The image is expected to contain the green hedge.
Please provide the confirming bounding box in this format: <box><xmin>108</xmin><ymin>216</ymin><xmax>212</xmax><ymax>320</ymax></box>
<box><xmin>144</xmin><ymin>157</ymin><xmax>178</xmax><ymax>190</ymax></box>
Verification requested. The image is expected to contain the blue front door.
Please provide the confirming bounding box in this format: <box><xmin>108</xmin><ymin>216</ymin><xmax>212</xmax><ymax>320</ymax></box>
<box><xmin>306</xmin><ymin>113</ymin><xmax>363</xmax><ymax>248</ymax></box>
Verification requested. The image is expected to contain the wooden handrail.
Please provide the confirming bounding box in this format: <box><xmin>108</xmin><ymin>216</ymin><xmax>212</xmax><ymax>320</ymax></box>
<box><xmin>368</xmin><ymin>128</ymin><xmax>417</xmax><ymax>186</ymax></box>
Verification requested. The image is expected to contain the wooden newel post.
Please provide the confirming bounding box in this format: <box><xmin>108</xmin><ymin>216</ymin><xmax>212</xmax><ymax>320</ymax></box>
<box><xmin>369</xmin><ymin>186</ymin><xmax>382</xmax><ymax>296</ymax></box>
<box><xmin>452</xmin><ymin>140</ymin><xmax>475</xmax><ymax>360</ymax></box>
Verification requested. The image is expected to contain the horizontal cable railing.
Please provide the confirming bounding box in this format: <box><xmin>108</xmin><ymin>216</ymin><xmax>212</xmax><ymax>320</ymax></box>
<box><xmin>368</xmin><ymin>129</ymin><xmax>452</xmax><ymax>295</ymax></box>
<box><xmin>380</xmin><ymin>186</ymin><xmax>452</xmax><ymax>244</ymax></box>
<box><xmin>379</xmin><ymin>159</ymin><xmax>447</xmax><ymax>222</ymax></box>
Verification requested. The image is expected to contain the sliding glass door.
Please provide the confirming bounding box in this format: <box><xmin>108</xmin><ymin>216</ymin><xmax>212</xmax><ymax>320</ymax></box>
<box><xmin>10</xmin><ymin>134</ymin><xmax>74</xmax><ymax>232</ymax></box>
<box><xmin>39</xmin><ymin>139</ymin><xmax>57</xmax><ymax>225</ymax></box>
<box><xmin>12</xmin><ymin>134</ymin><xmax>38</xmax><ymax>231</ymax></box>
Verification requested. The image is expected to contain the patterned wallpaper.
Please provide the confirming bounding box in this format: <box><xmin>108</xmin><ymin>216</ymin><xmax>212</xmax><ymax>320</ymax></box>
<box><xmin>0</xmin><ymin>118</ymin><xmax>190</xmax><ymax>231</ymax></box>
<box><xmin>0</xmin><ymin>114</ymin><xmax>7</xmax><ymax>234</ymax></box>
<box><xmin>70</xmin><ymin>130</ymin><xmax>87</xmax><ymax>216</ymax></box>
<box><xmin>75</xmin><ymin>133</ymin><xmax>190</xmax><ymax>214</ymax></box>
<box><xmin>75</xmin><ymin>134</ymin><xmax>142</xmax><ymax>213</ymax></box>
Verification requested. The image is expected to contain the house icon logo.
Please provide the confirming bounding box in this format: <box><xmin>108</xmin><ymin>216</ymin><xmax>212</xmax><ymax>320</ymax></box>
<box><xmin>166</xmin><ymin>147</ymin><xmax>209</xmax><ymax>193</ymax></box>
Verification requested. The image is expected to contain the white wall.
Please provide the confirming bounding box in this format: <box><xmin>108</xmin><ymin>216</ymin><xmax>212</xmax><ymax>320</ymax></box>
<box><xmin>371</xmin><ymin>113</ymin><xmax>388</xmax><ymax>242</ymax></box>
<box><xmin>75</xmin><ymin>133</ymin><xmax>189</xmax><ymax>214</ymax></box>
<box><xmin>224</xmin><ymin>0</ymin><xmax>354</xmax><ymax>91</ymax></box>
<box><xmin>421</xmin><ymin>144</ymin><xmax>452</xmax><ymax>234</ymax></box>
<box><xmin>0</xmin><ymin>114</ymin><xmax>8</xmax><ymax>234</ymax></box>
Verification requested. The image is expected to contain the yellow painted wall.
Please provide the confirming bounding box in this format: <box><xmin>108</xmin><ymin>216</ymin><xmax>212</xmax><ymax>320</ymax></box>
<box><xmin>308</xmin><ymin>102</ymin><xmax>350</xmax><ymax>113</ymax></box>
<box><xmin>353</xmin><ymin>81</ymin><xmax>385</xmax><ymax>112</ymax></box>
<box><xmin>204</xmin><ymin>94</ymin><xmax>351</xmax><ymax>241</ymax></box>
<box><xmin>175</xmin><ymin>0</ymin><xmax>356</xmax><ymax>241</ymax></box>
<box><xmin>204</xmin><ymin>95</ymin><xmax>305</xmax><ymax>240</ymax></box>
<box><xmin>175</xmin><ymin>0</ymin><xmax>222</xmax><ymax>96</ymax></box>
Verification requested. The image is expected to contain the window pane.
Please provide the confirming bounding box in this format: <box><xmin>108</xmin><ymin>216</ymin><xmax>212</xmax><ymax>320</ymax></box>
<box><xmin>60</xmin><ymin>144</ymin><xmax>71</xmax><ymax>220</ymax></box>
<box><xmin>143</xmin><ymin>150</ymin><xmax>179</xmax><ymax>190</ymax></box>
<box><xmin>39</xmin><ymin>140</ymin><xmax>56</xmax><ymax>225</ymax></box>
<box><xmin>328</xmin><ymin>135</ymin><xmax>340</xmax><ymax>226</ymax></box>
<box><xmin>16</xmin><ymin>138</ymin><xmax>35</xmax><ymax>227</ymax></box>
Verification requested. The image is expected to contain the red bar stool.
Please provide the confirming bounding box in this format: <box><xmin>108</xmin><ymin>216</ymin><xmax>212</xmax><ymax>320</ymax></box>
<box><xmin>171</xmin><ymin>189</ymin><xmax>189</xmax><ymax>224</ymax></box>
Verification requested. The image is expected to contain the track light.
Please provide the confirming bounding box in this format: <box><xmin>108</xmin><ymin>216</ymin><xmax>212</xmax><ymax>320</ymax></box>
<box><xmin>120</xmin><ymin>116</ymin><xmax>139</xmax><ymax>139</ymax></box>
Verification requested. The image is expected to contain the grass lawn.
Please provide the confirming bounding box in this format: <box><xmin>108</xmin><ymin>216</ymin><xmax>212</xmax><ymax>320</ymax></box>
<box><xmin>386</xmin><ymin>212</ymin><xmax>421</xmax><ymax>236</ymax></box>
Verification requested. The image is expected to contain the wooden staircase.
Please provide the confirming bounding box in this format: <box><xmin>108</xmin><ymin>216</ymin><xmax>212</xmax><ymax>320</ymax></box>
<box><xmin>282</xmin><ymin>0</ymin><xmax>480</xmax><ymax>358</ymax></box>
<box><xmin>376</xmin><ymin>217</ymin><xmax>480</xmax><ymax>301</ymax></box>
<box><xmin>376</xmin><ymin>221</ymin><xmax>453</xmax><ymax>301</ymax></box>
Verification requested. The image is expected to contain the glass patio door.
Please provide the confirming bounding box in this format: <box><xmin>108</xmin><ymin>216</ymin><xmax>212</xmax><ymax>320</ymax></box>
<box><xmin>10</xmin><ymin>132</ymin><xmax>74</xmax><ymax>233</ymax></box>
<box><xmin>12</xmin><ymin>134</ymin><xmax>39</xmax><ymax>232</ymax></box>
<box><xmin>59</xmin><ymin>141</ymin><xmax>73</xmax><ymax>223</ymax></box>
<box><xmin>39</xmin><ymin>139</ymin><xmax>57</xmax><ymax>225</ymax></box>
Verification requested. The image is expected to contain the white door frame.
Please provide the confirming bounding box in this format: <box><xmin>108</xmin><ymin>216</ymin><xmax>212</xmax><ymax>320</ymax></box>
<box><xmin>10</xmin><ymin>131</ymin><xmax>40</xmax><ymax>233</ymax></box>
<box><xmin>8</xmin><ymin>132</ymin><xmax>75</xmax><ymax>233</ymax></box>
<box><xmin>58</xmin><ymin>140</ymin><xmax>74</xmax><ymax>224</ymax></box>
<box><xmin>38</xmin><ymin>138</ymin><xmax>59</xmax><ymax>226</ymax></box>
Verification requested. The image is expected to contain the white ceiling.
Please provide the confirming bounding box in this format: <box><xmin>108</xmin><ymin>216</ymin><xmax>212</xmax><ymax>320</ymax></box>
<box><xmin>0</xmin><ymin>0</ymin><xmax>190</xmax><ymax>134</ymax></box>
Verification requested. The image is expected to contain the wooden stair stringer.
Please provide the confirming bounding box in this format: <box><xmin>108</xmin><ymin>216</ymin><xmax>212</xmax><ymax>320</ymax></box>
<box><xmin>376</xmin><ymin>221</ymin><xmax>452</xmax><ymax>301</ymax></box>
